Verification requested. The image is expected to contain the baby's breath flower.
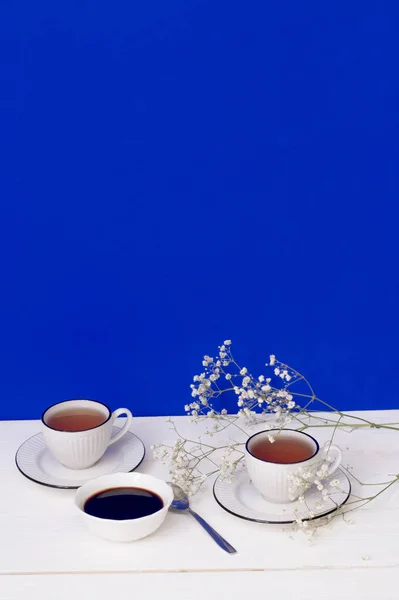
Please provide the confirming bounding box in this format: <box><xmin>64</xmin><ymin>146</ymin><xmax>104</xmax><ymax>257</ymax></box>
<box><xmin>155</xmin><ymin>339</ymin><xmax>390</xmax><ymax>537</ymax></box>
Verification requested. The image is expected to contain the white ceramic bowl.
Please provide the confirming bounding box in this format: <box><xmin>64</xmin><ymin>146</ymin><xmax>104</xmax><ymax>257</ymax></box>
<box><xmin>75</xmin><ymin>472</ymin><xmax>173</xmax><ymax>542</ymax></box>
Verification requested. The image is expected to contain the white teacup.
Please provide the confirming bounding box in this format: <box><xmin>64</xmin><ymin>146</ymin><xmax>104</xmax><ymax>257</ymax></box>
<box><xmin>245</xmin><ymin>429</ymin><xmax>342</xmax><ymax>503</ymax></box>
<box><xmin>42</xmin><ymin>399</ymin><xmax>133</xmax><ymax>469</ymax></box>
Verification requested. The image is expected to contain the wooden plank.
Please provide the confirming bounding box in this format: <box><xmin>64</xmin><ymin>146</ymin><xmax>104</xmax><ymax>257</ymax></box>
<box><xmin>1</xmin><ymin>412</ymin><xmax>399</xmax><ymax>575</ymax></box>
<box><xmin>2</xmin><ymin>568</ymin><xmax>399</xmax><ymax>600</ymax></box>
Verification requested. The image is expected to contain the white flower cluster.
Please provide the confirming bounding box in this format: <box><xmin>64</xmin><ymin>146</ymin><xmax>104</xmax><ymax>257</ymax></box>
<box><xmin>287</xmin><ymin>460</ymin><xmax>331</xmax><ymax>502</ymax></box>
<box><xmin>154</xmin><ymin>342</ymin><xmax>307</xmax><ymax>501</ymax></box>
<box><xmin>152</xmin><ymin>440</ymin><xmax>206</xmax><ymax>496</ymax></box>
<box><xmin>186</xmin><ymin>345</ymin><xmax>298</xmax><ymax>431</ymax></box>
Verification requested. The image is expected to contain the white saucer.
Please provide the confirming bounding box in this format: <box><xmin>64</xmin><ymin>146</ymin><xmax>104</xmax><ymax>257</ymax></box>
<box><xmin>15</xmin><ymin>427</ymin><xmax>145</xmax><ymax>489</ymax></box>
<box><xmin>213</xmin><ymin>468</ymin><xmax>351</xmax><ymax>523</ymax></box>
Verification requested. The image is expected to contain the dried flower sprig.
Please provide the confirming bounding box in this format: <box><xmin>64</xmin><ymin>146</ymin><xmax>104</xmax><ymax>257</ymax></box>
<box><xmin>153</xmin><ymin>341</ymin><xmax>399</xmax><ymax>535</ymax></box>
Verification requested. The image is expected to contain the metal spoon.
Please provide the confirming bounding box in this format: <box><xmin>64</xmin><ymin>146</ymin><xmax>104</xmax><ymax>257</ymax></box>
<box><xmin>169</xmin><ymin>483</ymin><xmax>237</xmax><ymax>554</ymax></box>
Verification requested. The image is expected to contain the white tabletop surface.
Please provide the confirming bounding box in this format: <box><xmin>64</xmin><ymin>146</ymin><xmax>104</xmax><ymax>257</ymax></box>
<box><xmin>1</xmin><ymin>411</ymin><xmax>399</xmax><ymax>599</ymax></box>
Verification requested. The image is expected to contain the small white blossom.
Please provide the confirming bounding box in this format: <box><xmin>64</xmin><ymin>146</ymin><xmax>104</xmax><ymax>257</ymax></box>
<box><xmin>220</xmin><ymin>352</ymin><xmax>227</xmax><ymax>358</ymax></box>
<box><xmin>269</xmin><ymin>354</ymin><xmax>276</xmax><ymax>366</ymax></box>
<box><xmin>240</xmin><ymin>367</ymin><xmax>248</xmax><ymax>375</ymax></box>
<box><xmin>225</xmin><ymin>373</ymin><xmax>232</xmax><ymax>380</ymax></box>
<box><xmin>268</xmin><ymin>435</ymin><xmax>275</xmax><ymax>443</ymax></box>
<box><xmin>274</xmin><ymin>367</ymin><xmax>280</xmax><ymax>376</ymax></box>
<box><xmin>258</xmin><ymin>375</ymin><xmax>265</xmax><ymax>382</ymax></box>
<box><xmin>221</xmin><ymin>408</ymin><xmax>227</xmax><ymax>415</ymax></box>
<box><xmin>224</xmin><ymin>339</ymin><xmax>231</xmax><ymax>345</ymax></box>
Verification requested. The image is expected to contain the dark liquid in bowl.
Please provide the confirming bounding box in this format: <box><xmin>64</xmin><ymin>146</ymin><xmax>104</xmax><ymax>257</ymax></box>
<box><xmin>84</xmin><ymin>487</ymin><xmax>164</xmax><ymax>520</ymax></box>
<box><xmin>250</xmin><ymin>436</ymin><xmax>314</xmax><ymax>464</ymax></box>
<box><xmin>46</xmin><ymin>409</ymin><xmax>106</xmax><ymax>431</ymax></box>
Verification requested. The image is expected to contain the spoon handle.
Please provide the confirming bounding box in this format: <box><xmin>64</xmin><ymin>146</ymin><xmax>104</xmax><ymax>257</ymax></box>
<box><xmin>188</xmin><ymin>508</ymin><xmax>237</xmax><ymax>554</ymax></box>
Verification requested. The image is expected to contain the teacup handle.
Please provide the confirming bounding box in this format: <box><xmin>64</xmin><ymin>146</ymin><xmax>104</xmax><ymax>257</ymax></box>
<box><xmin>323</xmin><ymin>443</ymin><xmax>342</xmax><ymax>476</ymax></box>
<box><xmin>108</xmin><ymin>408</ymin><xmax>133</xmax><ymax>446</ymax></box>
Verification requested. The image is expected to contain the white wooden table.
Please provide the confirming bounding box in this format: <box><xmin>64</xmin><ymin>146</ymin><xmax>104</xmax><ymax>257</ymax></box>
<box><xmin>1</xmin><ymin>411</ymin><xmax>399</xmax><ymax>599</ymax></box>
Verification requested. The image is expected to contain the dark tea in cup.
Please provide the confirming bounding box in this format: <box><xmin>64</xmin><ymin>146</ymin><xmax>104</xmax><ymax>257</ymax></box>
<box><xmin>250</xmin><ymin>435</ymin><xmax>315</xmax><ymax>464</ymax></box>
<box><xmin>46</xmin><ymin>408</ymin><xmax>106</xmax><ymax>432</ymax></box>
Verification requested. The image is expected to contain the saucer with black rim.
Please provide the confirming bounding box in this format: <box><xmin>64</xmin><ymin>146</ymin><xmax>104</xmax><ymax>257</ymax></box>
<box><xmin>15</xmin><ymin>426</ymin><xmax>145</xmax><ymax>489</ymax></box>
<box><xmin>213</xmin><ymin>468</ymin><xmax>351</xmax><ymax>524</ymax></box>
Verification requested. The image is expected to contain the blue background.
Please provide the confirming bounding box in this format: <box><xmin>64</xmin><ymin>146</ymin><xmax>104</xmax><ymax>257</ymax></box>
<box><xmin>0</xmin><ymin>1</ymin><xmax>398</xmax><ymax>420</ymax></box>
